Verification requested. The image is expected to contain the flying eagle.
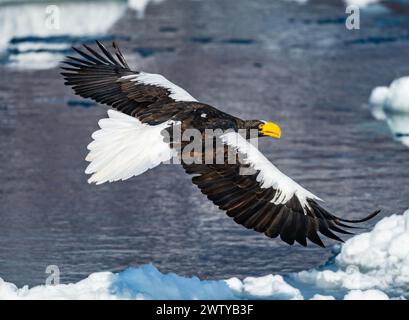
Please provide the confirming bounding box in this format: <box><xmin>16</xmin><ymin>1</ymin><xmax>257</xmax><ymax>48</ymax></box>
<box><xmin>61</xmin><ymin>41</ymin><xmax>380</xmax><ymax>247</ymax></box>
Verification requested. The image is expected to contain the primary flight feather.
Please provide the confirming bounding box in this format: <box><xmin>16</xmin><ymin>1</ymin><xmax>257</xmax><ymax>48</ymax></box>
<box><xmin>61</xmin><ymin>41</ymin><xmax>380</xmax><ymax>247</ymax></box>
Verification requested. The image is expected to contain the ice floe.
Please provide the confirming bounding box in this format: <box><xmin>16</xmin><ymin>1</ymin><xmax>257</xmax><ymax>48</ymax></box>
<box><xmin>0</xmin><ymin>0</ymin><xmax>164</xmax><ymax>69</ymax></box>
<box><xmin>1</xmin><ymin>210</ymin><xmax>409</xmax><ymax>300</ymax></box>
<box><xmin>376</xmin><ymin>77</ymin><xmax>409</xmax><ymax>113</ymax></box>
<box><xmin>369</xmin><ymin>76</ymin><xmax>409</xmax><ymax>147</ymax></box>
<box><xmin>284</xmin><ymin>0</ymin><xmax>309</xmax><ymax>5</ymax></box>
<box><xmin>344</xmin><ymin>0</ymin><xmax>381</xmax><ymax>8</ymax></box>
<box><xmin>0</xmin><ymin>1</ymin><xmax>127</xmax><ymax>48</ymax></box>
<box><xmin>128</xmin><ymin>0</ymin><xmax>164</xmax><ymax>18</ymax></box>
<box><xmin>0</xmin><ymin>0</ymin><xmax>166</xmax><ymax>69</ymax></box>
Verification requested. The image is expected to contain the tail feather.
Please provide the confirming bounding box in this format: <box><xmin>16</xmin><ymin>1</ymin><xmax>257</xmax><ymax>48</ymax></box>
<box><xmin>85</xmin><ymin>109</ymin><xmax>175</xmax><ymax>185</ymax></box>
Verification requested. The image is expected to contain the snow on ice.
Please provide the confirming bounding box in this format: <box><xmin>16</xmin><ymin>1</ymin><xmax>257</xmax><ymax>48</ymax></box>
<box><xmin>369</xmin><ymin>76</ymin><xmax>409</xmax><ymax>147</ymax></box>
<box><xmin>1</xmin><ymin>210</ymin><xmax>409</xmax><ymax>300</ymax></box>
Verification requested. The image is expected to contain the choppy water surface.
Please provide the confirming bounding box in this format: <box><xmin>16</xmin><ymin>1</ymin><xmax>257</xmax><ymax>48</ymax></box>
<box><xmin>0</xmin><ymin>0</ymin><xmax>408</xmax><ymax>286</ymax></box>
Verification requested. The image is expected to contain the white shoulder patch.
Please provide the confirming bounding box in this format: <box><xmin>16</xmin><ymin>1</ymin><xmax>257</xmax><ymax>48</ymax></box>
<box><xmin>121</xmin><ymin>72</ymin><xmax>197</xmax><ymax>102</ymax></box>
<box><xmin>220</xmin><ymin>132</ymin><xmax>322</xmax><ymax>211</ymax></box>
<box><xmin>85</xmin><ymin>110</ymin><xmax>176</xmax><ymax>185</ymax></box>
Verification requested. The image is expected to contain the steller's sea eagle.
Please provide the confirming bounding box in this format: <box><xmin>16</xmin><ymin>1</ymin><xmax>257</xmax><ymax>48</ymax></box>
<box><xmin>61</xmin><ymin>41</ymin><xmax>380</xmax><ymax>247</ymax></box>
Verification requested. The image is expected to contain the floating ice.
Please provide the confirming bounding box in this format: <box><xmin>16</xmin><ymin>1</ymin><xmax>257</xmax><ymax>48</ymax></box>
<box><xmin>0</xmin><ymin>1</ymin><xmax>142</xmax><ymax>69</ymax></box>
<box><xmin>292</xmin><ymin>211</ymin><xmax>409</xmax><ymax>299</ymax></box>
<box><xmin>283</xmin><ymin>0</ymin><xmax>309</xmax><ymax>4</ymax></box>
<box><xmin>128</xmin><ymin>0</ymin><xmax>164</xmax><ymax>18</ymax></box>
<box><xmin>369</xmin><ymin>76</ymin><xmax>409</xmax><ymax>147</ymax></box>
<box><xmin>0</xmin><ymin>0</ymin><xmax>166</xmax><ymax>69</ymax></box>
<box><xmin>370</xmin><ymin>77</ymin><xmax>409</xmax><ymax>113</ymax></box>
<box><xmin>344</xmin><ymin>0</ymin><xmax>381</xmax><ymax>8</ymax></box>
<box><xmin>1</xmin><ymin>210</ymin><xmax>409</xmax><ymax>300</ymax></box>
<box><xmin>112</xmin><ymin>265</ymin><xmax>237</xmax><ymax>299</ymax></box>
<box><xmin>0</xmin><ymin>1</ymin><xmax>127</xmax><ymax>49</ymax></box>
<box><xmin>343</xmin><ymin>289</ymin><xmax>389</xmax><ymax>300</ymax></box>
<box><xmin>0</xmin><ymin>272</ymin><xmax>115</xmax><ymax>300</ymax></box>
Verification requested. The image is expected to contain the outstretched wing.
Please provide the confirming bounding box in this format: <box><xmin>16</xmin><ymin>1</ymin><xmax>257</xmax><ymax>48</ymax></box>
<box><xmin>182</xmin><ymin>132</ymin><xmax>380</xmax><ymax>247</ymax></box>
<box><xmin>61</xmin><ymin>41</ymin><xmax>196</xmax><ymax>125</ymax></box>
<box><xmin>61</xmin><ymin>41</ymin><xmax>200</xmax><ymax>183</ymax></box>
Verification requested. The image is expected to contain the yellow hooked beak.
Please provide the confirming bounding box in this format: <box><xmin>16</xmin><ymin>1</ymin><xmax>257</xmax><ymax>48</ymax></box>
<box><xmin>259</xmin><ymin>122</ymin><xmax>282</xmax><ymax>139</ymax></box>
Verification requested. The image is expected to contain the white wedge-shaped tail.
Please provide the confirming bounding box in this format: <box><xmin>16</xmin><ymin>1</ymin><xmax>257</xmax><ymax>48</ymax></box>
<box><xmin>85</xmin><ymin>110</ymin><xmax>176</xmax><ymax>184</ymax></box>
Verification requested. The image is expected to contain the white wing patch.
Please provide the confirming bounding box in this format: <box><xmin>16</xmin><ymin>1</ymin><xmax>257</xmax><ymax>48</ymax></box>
<box><xmin>220</xmin><ymin>132</ymin><xmax>322</xmax><ymax>211</ymax></box>
<box><xmin>85</xmin><ymin>110</ymin><xmax>176</xmax><ymax>184</ymax></box>
<box><xmin>121</xmin><ymin>72</ymin><xmax>197</xmax><ymax>102</ymax></box>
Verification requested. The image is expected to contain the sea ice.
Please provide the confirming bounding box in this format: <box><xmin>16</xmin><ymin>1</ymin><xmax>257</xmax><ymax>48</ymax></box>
<box><xmin>344</xmin><ymin>0</ymin><xmax>381</xmax><ymax>7</ymax></box>
<box><xmin>1</xmin><ymin>210</ymin><xmax>409</xmax><ymax>300</ymax></box>
<box><xmin>369</xmin><ymin>76</ymin><xmax>409</xmax><ymax>147</ymax></box>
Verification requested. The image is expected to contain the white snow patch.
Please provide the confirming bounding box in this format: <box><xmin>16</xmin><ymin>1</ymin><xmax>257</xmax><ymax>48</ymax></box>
<box><xmin>310</xmin><ymin>294</ymin><xmax>336</xmax><ymax>300</ymax></box>
<box><xmin>128</xmin><ymin>0</ymin><xmax>164</xmax><ymax>18</ymax></box>
<box><xmin>292</xmin><ymin>210</ymin><xmax>409</xmax><ymax>299</ymax></box>
<box><xmin>0</xmin><ymin>272</ymin><xmax>115</xmax><ymax>300</ymax></box>
<box><xmin>369</xmin><ymin>86</ymin><xmax>389</xmax><ymax>120</ymax></box>
<box><xmin>369</xmin><ymin>77</ymin><xmax>409</xmax><ymax>147</ymax></box>
<box><xmin>6</xmin><ymin>52</ymin><xmax>63</xmax><ymax>70</ymax></box>
<box><xmin>344</xmin><ymin>0</ymin><xmax>381</xmax><ymax>8</ymax></box>
<box><xmin>0</xmin><ymin>1</ymin><xmax>127</xmax><ymax>50</ymax></box>
<box><xmin>369</xmin><ymin>77</ymin><xmax>409</xmax><ymax>114</ymax></box>
<box><xmin>284</xmin><ymin>0</ymin><xmax>308</xmax><ymax>4</ymax></box>
<box><xmin>2</xmin><ymin>210</ymin><xmax>409</xmax><ymax>300</ymax></box>
<box><xmin>226</xmin><ymin>274</ymin><xmax>303</xmax><ymax>300</ymax></box>
<box><xmin>0</xmin><ymin>1</ymin><xmax>130</xmax><ymax>69</ymax></box>
<box><xmin>343</xmin><ymin>289</ymin><xmax>389</xmax><ymax>300</ymax></box>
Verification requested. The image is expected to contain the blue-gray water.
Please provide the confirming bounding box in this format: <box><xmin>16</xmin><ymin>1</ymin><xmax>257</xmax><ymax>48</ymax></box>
<box><xmin>0</xmin><ymin>0</ymin><xmax>408</xmax><ymax>287</ymax></box>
